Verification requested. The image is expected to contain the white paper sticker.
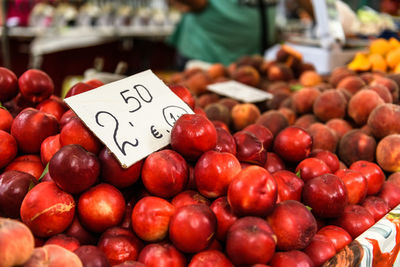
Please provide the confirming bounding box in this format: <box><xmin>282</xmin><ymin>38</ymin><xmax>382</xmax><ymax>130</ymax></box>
<box><xmin>64</xmin><ymin>70</ymin><xmax>194</xmax><ymax>168</ymax></box>
<box><xmin>207</xmin><ymin>80</ymin><xmax>272</xmax><ymax>103</ymax></box>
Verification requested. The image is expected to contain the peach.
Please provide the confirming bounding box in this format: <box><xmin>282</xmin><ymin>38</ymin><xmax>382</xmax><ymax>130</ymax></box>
<box><xmin>232</xmin><ymin>65</ymin><xmax>260</xmax><ymax>87</ymax></box>
<box><xmin>347</xmin><ymin>89</ymin><xmax>384</xmax><ymax>125</ymax></box>
<box><xmin>218</xmin><ymin>98</ymin><xmax>239</xmax><ymax>112</ymax></box>
<box><xmin>313</xmin><ymin>89</ymin><xmax>347</xmax><ymax>122</ymax></box>
<box><xmin>20</xmin><ymin>181</ymin><xmax>75</xmax><ymax>238</ymax></box>
<box><xmin>338</xmin><ymin>130</ymin><xmax>377</xmax><ymax>166</ymax></box>
<box><xmin>367</xmin><ymin>84</ymin><xmax>393</xmax><ymax>103</ymax></box>
<box><xmin>367</xmin><ymin>103</ymin><xmax>400</xmax><ymax>139</ymax></box>
<box><xmin>231</xmin><ymin>103</ymin><xmax>261</xmax><ymax>131</ymax></box>
<box><xmin>376</xmin><ymin>134</ymin><xmax>400</xmax><ymax>172</ymax></box>
<box><xmin>325</xmin><ymin>119</ymin><xmax>353</xmax><ymax>140</ymax></box>
<box><xmin>299</xmin><ymin>71</ymin><xmax>323</xmax><ymax>87</ymax></box>
<box><xmin>278</xmin><ymin>107</ymin><xmax>296</xmax><ymax>125</ymax></box>
<box><xmin>208</xmin><ymin>63</ymin><xmax>227</xmax><ymax>80</ymax></box>
<box><xmin>184</xmin><ymin>71</ymin><xmax>211</xmax><ymax>96</ymax></box>
<box><xmin>256</xmin><ymin>110</ymin><xmax>289</xmax><ymax>136</ymax></box>
<box><xmin>267</xmin><ymin>81</ymin><xmax>291</xmax><ymax>95</ymax></box>
<box><xmin>265</xmin><ymin>92</ymin><xmax>290</xmax><ymax>110</ymax></box>
<box><xmin>291</xmin><ymin>87</ymin><xmax>321</xmax><ymax>114</ymax></box>
<box><xmin>204</xmin><ymin>103</ymin><xmax>231</xmax><ymax>126</ymax></box>
<box><xmin>237</xmin><ymin>55</ymin><xmax>264</xmax><ymax>70</ymax></box>
<box><xmin>307</xmin><ymin>123</ymin><xmax>338</xmax><ymax>153</ymax></box>
<box><xmin>329</xmin><ymin>67</ymin><xmax>356</xmax><ymax>87</ymax></box>
<box><xmin>370</xmin><ymin>77</ymin><xmax>399</xmax><ymax>103</ymax></box>
<box><xmin>23</xmin><ymin>244</ymin><xmax>83</xmax><ymax>267</ymax></box>
<box><xmin>267</xmin><ymin>63</ymin><xmax>294</xmax><ymax>82</ymax></box>
<box><xmin>294</xmin><ymin>114</ymin><xmax>318</xmax><ymax>130</ymax></box>
<box><xmin>0</xmin><ymin>218</ymin><xmax>35</xmax><ymax>267</ymax></box>
<box><xmin>196</xmin><ymin>93</ymin><xmax>220</xmax><ymax>109</ymax></box>
<box><xmin>336</xmin><ymin>76</ymin><xmax>366</xmax><ymax>95</ymax></box>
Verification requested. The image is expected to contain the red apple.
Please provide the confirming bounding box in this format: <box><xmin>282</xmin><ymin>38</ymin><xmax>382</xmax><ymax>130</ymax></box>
<box><xmin>141</xmin><ymin>149</ymin><xmax>188</xmax><ymax>198</ymax></box>
<box><xmin>0</xmin><ymin>170</ymin><xmax>37</xmax><ymax>218</ymax></box>
<box><xmin>264</xmin><ymin>152</ymin><xmax>285</xmax><ymax>173</ymax></box>
<box><xmin>45</xmin><ymin>234</ymin><xmax>80</xmax><ymax>251</ymax></box>
<box><xmin>0</xmin><ymin>67</ymin><xmax>18</xmax><ymax>102</ymax></box>
<box><xmin>18</xmin><ymin>69</ymin><xmax>54</xmax><ymax>103</ymax></box>
<box><xmin>309</xmin><ymin>149</ymin><xmax>340</xmax><ymax>173</ymax></box>
<box><xmin>333</xmin><ymin>204</ymin><xmax>375</xmax><ymax>239</ymax></box>
<box><xmin>228</xmin><ymin>165</ymin><xmax>277</xmax><ymax>217</ymax></box>
<box><xmin>214</xmin><ymin>127</ymin><xmax>236</xmax><ymax>155</ymax></box>
<box><xmin>138</xmin><ymin>243</ymin><xmax>186</xmax><ymax>267</ymax></box>
<box><xmin>99</xmin><ymin>147</ymin><xmax>143</xmax><ymax>188</ymax></box>
<box><xmin>272</xmin><ymin>170</ymin><xmax>304</xmax><ymax>203</ymax></box>
<box><xmin>11</xmin><ymin>108</ymin><xmax>59</xmax><ymax>154</ymax></box>
<box><xmin>267</xmin><ymin>200</ymin><xmax>317</xmax><ymax>251</ymax></box>
<box><xmin>5</xmin><ymin>154</ymin><xmax>44</xmax><ymax>180</ymax></box>
<box><xmin>171</xmin><ymin>190</ymin><xmax>211</xmax><ymax>209</ymax></box>
<box><xmin>0</xmin><ymin>130</ymin><xmax>18</xmax><ymax>169</ymax></box>
<box><xmin>295</xmin><ymin>157</ymin><xmax>331</xmax><ymax>182</ymax></box>
<box><xmin>131</xmin><ymin>196</ymin><xmax>175</xmax><ymax>242</ymax></box>
<box><xmin>20</xmin><ymin>181</ymin><xmax>75</xmax><ymax>238</ymax></box>
<box><xmin>362</xmin><ymin>196</ymin><xmax>390</xmax><ymax>222</ymax></box>
<box><xmin>273</xmin><ymin>126</ymin><xmax>312</xmax><ymax>162</ymax></box>
<box><xmin>269</xmin><ymin>250</ymin><xmax>314</xmax><ymax>267</ymax></box>
<box><xmin>49</xmin><ymin>144</ymin><xmax>100</xmax><ymax>194</ymax></box>
<box><xmin>189</xmin><ymin>250</ymin><xmax>233</xmax><ymax>267</ymax></box>
<box><xmin>36</xmin><ymin>95</ymin><xmax>68</xmax><ymax>122</ymax></box>
<box><xmin>59</xmin><ymin>109</ymin><xmax>77</xmax><ymax>128</ymax></box>
<box><xmin>65</xmin><ymin>82</ymin><xmax>94</xmax><ymax>98</ymax></box>
<box><xmin>74</xmin><ymin>245</ymin><xmax>109</xmax><ymax>267</ymax></box>
<box><xmin>40</xmin><ymin>134</ymin><xmax>61</xmax><ymax>165</ymax></box>
<box><xmin>60</xmin><ymin>117</ymin><xmax>102</xmax><ymax>154</ymax></box>
<box><xmin>98</xmin><ymin>227</ymin><xmax>143</xmax><ymax>265</ymax></box>
<box><xmin>302</xmin><ymin>173</ymin><xmax>348</xmax><ymax>218</ymax></box>
<box><xmin>194</xmin><ymin>150</ymin><xmax>241</xmax><ymax>198</ymax></box>
<box><xmin>377</xmin><ymin>181</ymin><xmax>400</xmax><ymax>209</ymax></box>
<box><xmin>303</xmin><ymin>234</ymin><xmax>336</xmax><ymax>266</ymax></box>
<box><xmin>169</xmin><ymin>84</ymin><xmax>195</xmax><ymax>110</ymax></box>
<box><xmin>169</xmin><ymin>204</ymin><xmax>216</xmax><ymax>253</ymax></box>
<box><xmin>335</xmin><ymin>169</ymin><xmax>368</xmax><ymax>204</ymax></box>
<box><xmin>210</xmin><ymin>197</ymin><xmax>238</xmax><ymax>242</ymax></box>
<box><xmin>0</xmin><ymin>108</ymin><xmax>13</xmax><ymax>132</ymax></box>
<box><xmin>226</xmin><ymin>216</ymin><xmax>276</xmax><ymax>266</ymax></box>
<box><xmin>317</xmin><ymin>225</ymin><xmax>352</xmax><ymax>252</ymax></box>
<box><xmin>243</xmin><ymin>124</ymin><xmax>274</xmax><ymax>151</ymax></box>
<box><xmin>171</xmin><ymin>114</ymin><xmax>217</xmax><ymax>161</ymax></box>
<box><xmin>234</xmin><ymin>130</ymin><xmax>267</xmax><ymax>165</ymax></box>
<box><xmin>78</xmin><ymin>183</ymin><xmax>125</xmax><ymax>233</ymax></box>
<box><xmin>350</xmin><ymin>160</ymin><xmax>385</xmax><ymax>195</ymax></box>
<box><xmin>65</xmin><ymin>216</ymin><xmax>97</xmax><ymax>245</ymax></box>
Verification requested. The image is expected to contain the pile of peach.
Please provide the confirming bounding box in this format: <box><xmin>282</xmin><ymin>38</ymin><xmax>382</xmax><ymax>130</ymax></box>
<box><xmin>1</xmin><ymin>53</ymin><xmax>400</xmax><ymax>267</ymax></box>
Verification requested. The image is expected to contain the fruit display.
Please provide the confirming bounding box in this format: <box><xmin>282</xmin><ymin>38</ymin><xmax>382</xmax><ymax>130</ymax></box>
<box><xmin>1</xmin><ymin>42</ymin><xmax>400</xmax><ymax>266</ymax></box>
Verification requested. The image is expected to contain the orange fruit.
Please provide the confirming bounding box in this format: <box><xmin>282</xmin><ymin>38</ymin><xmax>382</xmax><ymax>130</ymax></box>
<box><xmin>386</xmin><ymin>47</ymin><xmax>400</xmax><ymax>69</ymax></box>
<box><xmin>369</xmin><ymin>38</ymin><xmax>391</xmax><ymax>56</ymax></box>
<box><xmin>348</xmin><ymin>52</ymin><xmax>371</xmax><ymax>72</ymax></box>
<box><xmin>368</xmin><ymin>53</ymin><xmax>387</xmax><ymax>72</ymax></box>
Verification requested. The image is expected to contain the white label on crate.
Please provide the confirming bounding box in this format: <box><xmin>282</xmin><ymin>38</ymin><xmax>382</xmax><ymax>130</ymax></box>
<box><xmin>64</xmin><ymin>70</ymin><xmax>194</xmax><ymax>168</ymax></box>
<box><xmin>207</xmin><ymin>80</ymin><xmax>272</xmax><ymax>103</ymax></box>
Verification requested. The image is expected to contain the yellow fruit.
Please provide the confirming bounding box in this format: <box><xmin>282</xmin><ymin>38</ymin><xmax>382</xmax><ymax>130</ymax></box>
<box><xmin>386</xmin><ymin>47</ymin><xmax>400</xmax><ymax>69</ymax></box>
<box><xmin>394</xmin><ymin>62</ymin><xmax>400</xmax><ymax>73</ymax></box>
<box><xmin>368</xmin><ymin>53</ymin><xmax>387</xmax><ymax>72</ymax></box>
<box><xmin>348</xmin><ymin>52</ymin><xmax>371</xmax><ymax>72</ymax></box>
<box><xmin>369</xmin><ymin>38</ymin><xmax>391</xmax><ymax>56</ymax></box>
<box><xmin>388</xmin><ymin>37</ymin><xmax>400</xmax><ymax>50</ymax></box>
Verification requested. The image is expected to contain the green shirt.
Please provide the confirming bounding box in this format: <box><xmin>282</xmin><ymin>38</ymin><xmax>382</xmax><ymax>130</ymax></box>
<box><xmin>169</xmin><ymin>0</ymin><xmax>276</xmax><ymax>65</ymax></box>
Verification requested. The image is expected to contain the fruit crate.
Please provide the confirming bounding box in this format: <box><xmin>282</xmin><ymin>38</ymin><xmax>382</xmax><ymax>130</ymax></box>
<box><xmin>325</xmin><ymin>204</ymin><xmax>400</xmax><ymax>266</ymax></box>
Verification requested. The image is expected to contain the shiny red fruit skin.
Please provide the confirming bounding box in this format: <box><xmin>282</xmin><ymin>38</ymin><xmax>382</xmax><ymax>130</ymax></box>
<box><xmin>273</xmin><ymin>126</ymin><xmax>312</xmax><ymax>162</ymax></box>
<box><xmin>18</xmin><ymin>69</ymin><xmax>54</xmax><ymax>103</ymax></box>
<box><xmin>0</xmin><ymin>67</ymin><xmax>18</xmax><ymax>102</ymax></box>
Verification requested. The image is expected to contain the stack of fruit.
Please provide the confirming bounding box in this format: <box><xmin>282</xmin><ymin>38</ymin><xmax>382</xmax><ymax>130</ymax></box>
<box><xmin>1</xmin><ymin>42</ymin><xmax>400</xmax><ymax>266</ymax></box>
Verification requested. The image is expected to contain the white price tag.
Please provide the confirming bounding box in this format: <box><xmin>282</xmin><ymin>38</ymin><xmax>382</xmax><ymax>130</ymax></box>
<box><xmin>207</xmin><ymin>80</ymin><xmax>272</xmax><ymax>103</ymax></box>
<box><xmin>64</xmin><ymin>70</ymin><xmax>194</xmax><ymax>168</ymax></box>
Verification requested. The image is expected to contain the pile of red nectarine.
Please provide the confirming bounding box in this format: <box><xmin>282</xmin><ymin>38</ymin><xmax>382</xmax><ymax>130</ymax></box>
<box><xmin>1</xmin><ymin>45</ymin><xmax>400</xmax><ymax>267</ymax></box>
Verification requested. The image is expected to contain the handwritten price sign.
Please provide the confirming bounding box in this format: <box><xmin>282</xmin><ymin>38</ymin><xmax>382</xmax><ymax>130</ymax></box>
<box><xmin>64</xmin><ymin>70</ymin><xmax>194</xmax><ymax>168</ymax></box>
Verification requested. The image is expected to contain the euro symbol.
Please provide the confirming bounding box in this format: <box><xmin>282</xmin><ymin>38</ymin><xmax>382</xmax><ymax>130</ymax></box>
<box><xmin>150</xmin><ymin>125</ymin><xmax>163</xmax><ymax>139</ymax></box>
